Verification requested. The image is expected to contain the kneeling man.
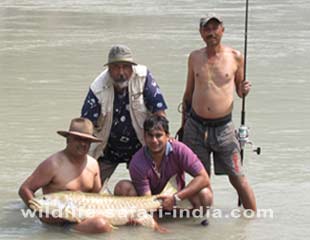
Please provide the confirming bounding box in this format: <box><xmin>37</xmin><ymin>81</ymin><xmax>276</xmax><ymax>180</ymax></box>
<box><xmin>115</xmin><ymin>115</ymin><xmax>213</xmax><ymax>213</ymax></box>
<box><xmin>19</xmin><ymin>117</ymin><xmax>111</xmax><ymax>233</ymax></box>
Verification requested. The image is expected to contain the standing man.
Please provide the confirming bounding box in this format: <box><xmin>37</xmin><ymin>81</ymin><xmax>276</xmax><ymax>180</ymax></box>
<box><xmin>181</xmin><ymin>14</ymin><xmax>256</xmax><ymax>211</ymax></box>
<box><xmin>81</xmin><ymin>45</ymin><xmax>167</xmax><ymax>183</ymax></box>
<box><xmin>115</xmin><ymin>115</ymin><xmax>213</xmax><ymax>212</ymax></box>
<box><xmin>19</xmin><ymin>117</ymin><xmax>112</xmax><ymax>233</ymax></box>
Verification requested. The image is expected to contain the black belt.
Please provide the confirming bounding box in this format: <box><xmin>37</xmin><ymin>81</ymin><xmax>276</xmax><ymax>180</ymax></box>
<box><xmin>190</xmin><ymin>110</ymin><xmax>232</xmax><ymax>127</ymax></box>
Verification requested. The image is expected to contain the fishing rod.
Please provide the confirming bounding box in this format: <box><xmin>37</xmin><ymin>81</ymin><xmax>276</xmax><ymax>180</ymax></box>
<box><xmin>237</xmin><ymin>0</ymin><xmax>261</xmax><ymax>207</ymax></box>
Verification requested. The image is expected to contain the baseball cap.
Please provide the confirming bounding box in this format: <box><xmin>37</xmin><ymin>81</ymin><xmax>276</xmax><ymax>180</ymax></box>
<box><xmin>200</xmin><ymin>13</ymin><xmax>223</xmax><ymax>27</ymax></box>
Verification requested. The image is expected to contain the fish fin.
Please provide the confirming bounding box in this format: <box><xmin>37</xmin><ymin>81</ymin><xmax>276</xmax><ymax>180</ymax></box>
<box><xmin>132</xmin><ymin>212</ymin><xmax>168</xmax><ymax>233</ymax></box>
<box><xmin>100</xmin><ymin>177</ymin><xmax>113</xmax><ymax>195</ymax></box>
<box><xmin>153</xmin><ymin>221</ymin><xmax>169</xmax><ymax>233</ymax></box>
<box><xmin>160</xmin><ymin>175</ymin><xmax>192</xmax><ymax>209</ymax></box>
<box><xmin>107</xmin><ymin>222</ymin><xmax>118</xmax><ymax>230</ymax></box>
<box><xmin>132</xmin><ymin>212</ymin><xmax>156</xmax><ymax>229</ymax></box>
<box><xmin>63</xmin><ymin>205</ymin><xmax>81</xmax><ymax>223</ymax></box>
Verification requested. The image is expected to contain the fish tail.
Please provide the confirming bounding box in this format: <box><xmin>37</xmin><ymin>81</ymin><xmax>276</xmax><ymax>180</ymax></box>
<box><xmin>101</xmin><ymin>177</ymin><xmax>113</xmax><ymax>195</ymax></box>
<box><xmin>159</xmin><ymin>175</ymin><xmax>178</xmax><ymax>196</ymax></box>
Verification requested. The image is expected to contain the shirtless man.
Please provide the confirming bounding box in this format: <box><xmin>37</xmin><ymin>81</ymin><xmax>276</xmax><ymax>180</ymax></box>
<box><xmin>19</xmin><ymin>117</ymin><xmax>112</xmax><ymax>233</ymax></box>
<box><xmin>181</xmin><ymin>13</ymin><xmax>256</xmax><ymax>211</ymax></box>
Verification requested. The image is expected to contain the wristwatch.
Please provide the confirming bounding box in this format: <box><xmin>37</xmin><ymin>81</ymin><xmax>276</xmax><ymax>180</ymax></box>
<box><xmin>173</xmin><ymin>194</ymin><xmax>182</xmax><ymax>206</ymax></box>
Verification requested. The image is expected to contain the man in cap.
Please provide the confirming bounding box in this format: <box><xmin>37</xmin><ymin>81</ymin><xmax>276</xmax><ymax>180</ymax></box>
<box><xmin>181</xmin><ymin>14</ymin><xmax>256</xmax><ymax>211</ymax></box>
<box><xmin>81</xmin><ymin>45</ymin><xmax>167</xmax><ymax>184</ymax></box>
<box><xmin>19</xmin><ymin>117</ymin><xmax>112</xmax><ymax>233</ymax></box>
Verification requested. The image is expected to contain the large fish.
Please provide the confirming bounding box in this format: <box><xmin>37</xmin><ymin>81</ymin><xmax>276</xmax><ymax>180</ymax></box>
<box><xmin>28</xmin><ymin>176</ymin><xmax>191</xmax><ymax>230</ymax></box>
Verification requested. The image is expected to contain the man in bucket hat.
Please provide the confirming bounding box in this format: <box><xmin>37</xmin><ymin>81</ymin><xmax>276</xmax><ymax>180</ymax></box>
<box><xmin>19</xmin><ymin>117</ymin><xmax>112</xmax><ymax>233</ymax></box>
<box><xmin>81</xmin><ymin>45</ymin><xmax>167</xmax><ymax>184</ymax></box>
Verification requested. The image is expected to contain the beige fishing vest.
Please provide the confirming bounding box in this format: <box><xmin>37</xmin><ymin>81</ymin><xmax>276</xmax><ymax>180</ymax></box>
<box><xmin>88</xmin><ymin>65</ymin><xmax>150</xmax><ymax>159</ymax></box>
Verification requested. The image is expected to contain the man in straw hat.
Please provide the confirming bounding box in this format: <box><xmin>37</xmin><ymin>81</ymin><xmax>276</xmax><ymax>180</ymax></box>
<box><xmin>81</xmin><ymin>44</ymin><xmax>167</xmax><ymax>184</ymax></box>
<box><xmin>19</xmin><ymin>117</ymin><xmax>112</xmax><ymax>233</ymax></box>
<box><xmin>181</xmin><ymin>13</ymin><xmax>256</xmax><ymax>211</ymax></box>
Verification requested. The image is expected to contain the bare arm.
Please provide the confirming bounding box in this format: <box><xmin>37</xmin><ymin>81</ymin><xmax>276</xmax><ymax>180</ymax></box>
<box><xmin>235</xmin><ymin>51</ymin><xmax>251</xmax><ymax>98</ymax></box>
<box><xmin>182</xmin><ymin>53</ymin><xmax>195</xmax><ymax>127</ymax></box>
<box><xmin>19</xmin><ymin>157</ymin><xmax>71</xmax><ymax>225</ymax></box>
<box><xmin>92</xmin><ymin>162</ymin><xmax>102</xmax><ymax>193</ymax></box>
<box><xmin>159</xmin><ymin>169</ymin><xmax>209</xmax><ymax>210</ymax></box>
<box><xmin>18</xmin><ymin>158</ymin><xmax>57</xmax><ymax>207</ymax></box>
<box><xmin>176</xmin><ymin>169</ymin><xmax>209</xmax><ymax>200</ymax></box>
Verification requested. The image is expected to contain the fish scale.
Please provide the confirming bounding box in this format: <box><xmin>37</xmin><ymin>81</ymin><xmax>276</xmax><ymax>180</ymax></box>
<box><xmin>28</xmin><ymin>176</ymin><xmax>186</xmax><ymax>230</ymax></box>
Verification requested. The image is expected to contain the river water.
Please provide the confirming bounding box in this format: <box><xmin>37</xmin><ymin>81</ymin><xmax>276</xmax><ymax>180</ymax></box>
<box><xmin>1</xmin><ymin>0</ymin><xmax>309</xmax><ymax>239</ymax></box>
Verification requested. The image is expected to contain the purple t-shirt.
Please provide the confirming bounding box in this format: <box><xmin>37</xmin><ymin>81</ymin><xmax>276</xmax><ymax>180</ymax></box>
<box><xmin>129</xmin><ymin>141</ymin><xmax>204</xmax><ymax>195</ymax></box>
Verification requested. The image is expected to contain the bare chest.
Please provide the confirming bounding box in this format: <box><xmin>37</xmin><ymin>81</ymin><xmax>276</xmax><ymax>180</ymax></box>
<box><xmin>196</xmin><ymin>64</ymin><xmax>235</xmax><ymax>88</ymax></box>
<box><xmin>49</xmin><ymin>165</ymin><xmax>95</xmax><ymax>192</ymax></box>
<box><xmin>193</xmin><ymin>53</ymin><xmax>237</xmax><ymax>88</ymax></box>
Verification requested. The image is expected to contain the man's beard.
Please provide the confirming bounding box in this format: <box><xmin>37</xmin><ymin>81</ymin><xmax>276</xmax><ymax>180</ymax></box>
<box><xmin>112</xmin><ymin>75</ymin><xmax>129</xmax><ymax>89</ymax></box>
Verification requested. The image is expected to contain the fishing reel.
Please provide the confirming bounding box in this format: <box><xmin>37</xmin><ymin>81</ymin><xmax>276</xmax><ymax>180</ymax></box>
<box><xmin>237</xmin><ymin>125</ymin><xmax>261</xmax><ymax>155</ymax></box>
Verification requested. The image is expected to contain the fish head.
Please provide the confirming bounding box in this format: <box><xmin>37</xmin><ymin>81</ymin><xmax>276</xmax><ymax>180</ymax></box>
<box><xmin>28</xmin><ymin>192</ymin><xmax>71</xmax><ymax>215</ymax></box>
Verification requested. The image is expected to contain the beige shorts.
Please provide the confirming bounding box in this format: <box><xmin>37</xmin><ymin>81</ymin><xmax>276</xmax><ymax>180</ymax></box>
<box><xmin>183</xmin><ymin>114</ymin><xmax>243</xmax><ymax>176</ymax></box>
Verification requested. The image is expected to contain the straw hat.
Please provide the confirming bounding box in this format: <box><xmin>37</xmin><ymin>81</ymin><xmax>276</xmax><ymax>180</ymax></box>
<box><xmin>57</xmin><ymin>118</ymin><xmax>102</xmax><ymax>142</ymax></box>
